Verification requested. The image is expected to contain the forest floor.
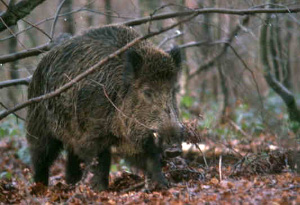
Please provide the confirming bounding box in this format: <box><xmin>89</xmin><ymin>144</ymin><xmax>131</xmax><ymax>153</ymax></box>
<box><xmin>0</xmin><ymin>129</ymin><xmax>300</xmax><ymax>204</ymax></box>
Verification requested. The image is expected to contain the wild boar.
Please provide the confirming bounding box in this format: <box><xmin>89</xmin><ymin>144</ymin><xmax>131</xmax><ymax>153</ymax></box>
<box><xmin>26</xmin><ymin>25</ymin><xmax>184</xmax><ymax>191</ymax></box>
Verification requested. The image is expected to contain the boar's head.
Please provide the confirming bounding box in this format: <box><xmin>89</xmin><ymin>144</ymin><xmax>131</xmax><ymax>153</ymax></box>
<box><xmin>117</xmin><ymin>46</ymin><xmax>184</xmax><ymax>158</ymax></box>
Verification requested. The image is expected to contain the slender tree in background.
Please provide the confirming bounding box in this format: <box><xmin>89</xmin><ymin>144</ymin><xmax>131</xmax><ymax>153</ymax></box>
<box><xmin>60</xmin><ymin>0</ymin><xmax>74</xmax><ymax>34</ymax></box>
<box><xmin>260</xmin><ymin>6</ymin><xmax>300</xmax><ymax>126</ymax></box>
<box><xmin>7</xmin><ymin>25</ymin><xmax>19</xmax><ymax>105</ymax></box>
<box><xmin>283</xmin><ymin>19</ymin><xmax>293</xmax><ymax>90</ymax></box>
<box><xmin>105</xmin><ymin>0</ymin><xmax>112</xmax><ymax>24</ymax></box>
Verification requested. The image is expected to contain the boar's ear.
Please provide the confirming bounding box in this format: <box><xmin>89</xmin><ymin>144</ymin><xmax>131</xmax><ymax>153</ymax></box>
<box><xmin>123</xmin><ymin>49</ymin><xmax>143</xmax><ymax>86</ymax></box>
<box><xmin>168</xmin><ymin>46</ymin><xmax>182</xmax><ymax>68</ymax></box>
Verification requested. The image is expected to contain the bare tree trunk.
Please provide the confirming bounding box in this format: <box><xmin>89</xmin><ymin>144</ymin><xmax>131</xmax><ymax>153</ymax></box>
<box><xmin>7</xmin><ymin>25</ymin><xmax>19</xmax><ymax>105</ymax></box>
<box><xmin>212</xmin><ymin>74</ymin><xmax>219</xmax><ymax>102</ymax></box>
<box><xmin>269</xmin><ymin>16</ymin><xmax>280</xmax><ymax>81</ymax></box>
<box><xmin>217</xmin><ymin>0</ymin><xmax>230</xmax><ymax>122</ymax></box>
<box><xmin>139</xmin><ymin>0</ymin><xmax>161</xmax><ymax>30</ymax></box>
<box><xmin>60</xmin><ymin>0</ymin><xmax>74</xmax><ymax>34</ymax></box>
<box><xmin>260</xmin><ymin>10</ymin><xmax>300</xmax><ymax>125</ymax></box>
<box><xmin>217</xmin><ymin>65</ymin><xmax>229</xmax><ymax>122</ymax></box>
<box><xmin>197</xmin><ymin>1</ymin><xmax>212</xmax><ymax>102</ymax></box>
<box><xmin>86</xmin><ymin>1</ymin><xmax>94</xmax><ymax>27</ymax></box>
<box><xmin>283</xmin><ymin>19</ymin><xmax>293</xmax><ymax>90</ymax></box>
<box><xmin>105</xmin><ymin>0</ymin><xmax>112</xmax><ymax>24</ymax></box>
<box><xmin>260</xmin><ymin>11</ymin><xmax>300</xmax><ymax>173</ymax></box>
<box><xmin>6</xmin><ymin>0</ymin><xmax>19</xmax><ymax>104</ymax></box>
<box><xmin>177</xmin><ymin>0</ymin><xmax>188</xmax><ymax>96</ymax></box>
<box><xmin>261</xmin><ymin>2</ymin><xmax>300</xmax><ymax>173</ymax></box>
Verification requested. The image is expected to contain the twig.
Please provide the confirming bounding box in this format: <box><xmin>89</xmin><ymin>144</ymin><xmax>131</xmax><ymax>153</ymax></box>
<box><xmin>228</xmin><ymin>119</ymin><xmax>252</xmax><ymax>139</ymax></box>
<box><xmin>0</xmin><ymin>43</ymin><xmax>51</xmax><ymax>64</ymax></box>
<box><xmin>0</xmin><ymin>7</ymin><xmax>131</xmax><ymax>42</ymax></box>
<box><xmin>158</xmin><ymin>31</ymin><xmax>184</xmax><ymax>48</ymax></box>
<box><xmin>188</xmin><ymin>15</ymin><xmax>250</xmax><ymax>79</ymax></box>
<box><xmin>2</xmin><ymin>6</ymin><xmax>298</xmax><ymax>42</ymax></box>
<box><xmin>219</xmin><ymin>141</ymin><xmax>244</xmax><ymax>158</ymax></box>
<box><xmin>123</xmin><ymin>7</ymin><xmax>300</xmax><ymax>27</ymax></box>
<box><xmin>0</xmin><ymin>14</ymin><xmax>198</xmax><ymax>120</ymax></box>
<box><xmin>120</xmin><ymin>181</ymin><xmax>145</xmax><ymax>193</ymax></box>
<box><xmin>176</xmin><ymin>40</ymin><xmax>207</xmax><ymax>50</ymax></box>
<box><xmin>50</xmin><ymin>0</ymin><xmax>67</xmax><ymax>40</ymax></box>
<box><xmin>0</xmin><ymin>76</ymin><xmax>32</xmax><ymax>89</ymax></box>
<box><xmin>281</xmin><ymin>185</ymin><xmax>300</xmax><ymax>191</ymax></box>
<box><xmin>0</xmin><ymin>16</ymin><xmax>27</xmax><ymax>50</ymax></box>
<box><xmin>169</xmin><ymin>40</ymin><xmax>227</xmax><ymax>52</ymax></box>
<box><xmin>91</xmin><ymin>80</ymin><xmax>153</xmax><ymax>131</ymax></box>
<box><xmin>227</xmin><ymin>44</ymin><xmax>265</xmax><ymax>117</ymax></box>
<box><xmin>0</xmin><ymin>102</ymin><xmax>25</xmax><ymax>121</ymax></box>
<box><xmin>186</xmin><ymin>182</ymin><xmax>192</xmax><ymax>201</ymax></box>
<box><xmin>1</xmin><ymin>7</ymin><xmax>299</xmax><ymax>63</ymax></box>
<box><xmin>195</xmin><ymin>143</ymin><xmax>209</xmax><ymax>169</ymax></box>
<box><xmin>219</xmin><ymin>155</ymin><xmax>223</xmax><ymax>181</ymax></box>
<box><xmin>188</xmin><ymin>47</ymin><xmax>225</xmax><ymax>79</ymax></box>
<box><xmin>1</xmin><ymin>3</ymin><xmax>300</xmax><ymax>34</ymax></box>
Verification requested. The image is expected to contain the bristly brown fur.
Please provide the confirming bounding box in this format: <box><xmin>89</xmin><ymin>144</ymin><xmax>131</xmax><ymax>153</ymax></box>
<box><xmin>26</xmin><ymin>25</ymin><xmax>184</xmax><ymax>191</ymax></box>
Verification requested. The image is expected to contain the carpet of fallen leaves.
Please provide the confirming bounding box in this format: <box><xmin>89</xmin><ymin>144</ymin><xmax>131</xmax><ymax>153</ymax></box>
<box><xmin>1</xmin><ymin>133</ymin><xmax>300</xmax><ymax>204</ymax></box>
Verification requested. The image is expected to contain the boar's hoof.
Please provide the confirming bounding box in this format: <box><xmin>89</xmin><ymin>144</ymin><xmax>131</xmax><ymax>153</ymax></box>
<box><xmin>144</xmin><ymin>177</ymin><xmax>169</xmax><ymax>192</ymax></box>
<box><xmin>90</xmin><ymin>177</ymin><xmax>108</xmax><ymax>192</ymax></box>
<box><xmin>154</xmin><ymin>175</ymin><xmax>169</xmax><ymax>190</ymax></box>
<box><xmin>91</xmin><ymin>182</ymin><xmax>108</xmax><ymax>192</ymax></box>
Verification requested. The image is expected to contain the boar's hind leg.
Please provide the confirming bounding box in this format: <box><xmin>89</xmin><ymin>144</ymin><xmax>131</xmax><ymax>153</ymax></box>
<box><xmin>30</xmin><ymin>136</ymin><xmax>63</xmax><ymax>186</ymax></box>
<box><xmin>65</xmin><ymin>150</ymin><xmax>83</xmax><ymax>185</ymax></box>
<box><xmin>90</xmin><ymin>148</ymin><xmax>111</xmax><ymax>191</ymax></box>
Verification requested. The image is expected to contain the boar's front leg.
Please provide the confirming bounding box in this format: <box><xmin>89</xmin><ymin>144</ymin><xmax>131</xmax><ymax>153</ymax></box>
<box><xmin>143</xmin><ymin>137</ymin><xmax>169</xmax><ymax>189</ymax></box>
<box><xmin>65</xmin><ymin>149</ymin><xmax>83</xmax><ymax>185</ymax></box>
<box><xmin>145</xmin><ymin>152</ymin><xmax>169</xmax><ymax>189</ymax></box>
<box><xmin>90</xmin><ymin>148</ymin><xmax>111</xmax><ymax>191</ymax></box>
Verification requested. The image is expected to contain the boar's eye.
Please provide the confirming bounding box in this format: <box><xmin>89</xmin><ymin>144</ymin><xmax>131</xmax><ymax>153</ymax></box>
<box><xmin>143</xmin><ymin>89</ymin><xmax>153</xmax><ymax>100</ymax></box>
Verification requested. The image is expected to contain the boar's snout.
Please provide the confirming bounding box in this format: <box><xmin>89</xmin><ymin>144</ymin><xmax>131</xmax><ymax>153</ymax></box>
<box><xmin>157</xmin><ymin>123</ymin><xmax>184</xmax><ymax>159</ymax></box>
<box><xmin>164</xmin><ymin>143</ymin><xmax>182</xmax><ymax>158</ymax></box>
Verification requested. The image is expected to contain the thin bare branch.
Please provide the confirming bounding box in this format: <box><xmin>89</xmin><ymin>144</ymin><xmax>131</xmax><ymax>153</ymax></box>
<box><xmin>228</xmin><ymin>119</ymin><xmax>252</xmax><ymax>139</ymax></box>
<box><xmin>0</xmin><ymin>14</ymin><xmax>198</xmax><ymax>120</ymax></box>
<box><xmin>175</xmin><ymin>40</ymin><xmax>210</xmax><ymax>50</ymax></box>
<box><xmin>0</xmin><ymin>7</ymin><xmax>132</xmax><ymax>42</ymax></box>
<box><xmin>0</xmin><ymin>76</ymin><xmax>32</xmax><ymax>89</ymax></box>
<box><xmin>188</xmin><ymin>16</ymin><xmax>250</xmax><ymax>79</ymax></box>
<box><xmin>0</xmin><ymin>102</ymin><xmax>25</xmax><ymax>121</ymax></box>
<box><xmin>187</xmin><ymin>41</ymin><xmax>228</xmax><ymax>79</ymax></box>
<box><xmin>50</xmin><ymin>0</ymin><xmax>67</xmax><ymax>40</ymax></box>
<box><xmin>120</xmin><ymin>181</ymin><xmax>145</xmax><ymax>193</ymax></box>
<box><xmin>226</xmin><ymin>44</ymin><xmax>265</xmax><ymax>115</ymax></box>
<box><xmin>219</xmin><ymin>155</ymin><xmax>223</xmax><ymax>181</ymax></box>
<box><xmin>123</xmin><ymin>7</ymin><xmax>300</xmax><ymax>27</ymax></box>
<box><xmin>0</xmin><ymin>16</ymin><xmax>27</xmax><ymax>50</ymax></box>
<box><xmin>158</xmin><ymin>31</ymin><xmax>184</xmax><ymax>48</ymax></box>
<box><xmin>0</xmin><ymin>43</ymin><xmax>51</xmax><ymax>64</ymax></box>
<box><xmin>1</xmin><ymin>7</ymin><xmax>299</xmax><ymax>64</ymax></box>
<box><xmin>91</xmin><ymin>80</ymin><xmax>153</xmax><ymax>130</ymax></box>
<box><xmin>195</xmin><ymin>143</ymin><xmax>209</xmax><ymax>169</ymax></box>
